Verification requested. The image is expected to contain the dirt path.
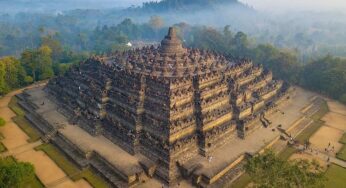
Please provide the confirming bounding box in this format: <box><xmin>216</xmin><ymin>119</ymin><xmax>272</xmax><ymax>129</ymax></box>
<box><xmin>0</xmin><ymin>86</ymin><xmax>91</xmax><ymax>188</ymax></box>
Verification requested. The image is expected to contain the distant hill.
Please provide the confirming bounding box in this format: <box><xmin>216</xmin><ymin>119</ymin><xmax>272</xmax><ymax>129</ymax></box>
<box><xmin>131</xmin><ymin>0</ymin><xmax>247</xmax><ymax>12</ymax></box>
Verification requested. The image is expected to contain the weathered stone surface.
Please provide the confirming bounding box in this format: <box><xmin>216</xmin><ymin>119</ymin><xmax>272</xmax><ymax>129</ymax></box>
<box><xmin>45</xmin><ymin>27</ymin><xmax>289</xmax><ymax>185</ymax></box>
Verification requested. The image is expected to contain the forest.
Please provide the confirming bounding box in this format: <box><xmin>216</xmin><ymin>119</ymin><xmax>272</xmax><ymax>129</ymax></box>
<box><xmin>0</xmin><ymin>0</ymin><xmax>346</xmax><ymax>104</ymax></box>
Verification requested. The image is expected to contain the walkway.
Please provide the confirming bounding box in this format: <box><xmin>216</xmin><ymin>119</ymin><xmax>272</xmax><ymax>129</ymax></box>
<box><xmin>0</xmin><ymin>84</ymin><xmax>91</xmax><ymax>188</ymax></box>
<box><xmin>294</xmin><ymin>144</ymin><xmax>346</xmax><ymax>168</ymax></box>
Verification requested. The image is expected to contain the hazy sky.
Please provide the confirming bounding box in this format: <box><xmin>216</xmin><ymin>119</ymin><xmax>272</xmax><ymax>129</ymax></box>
<box><xmin>239</xmin><ymin>0</ymin><xmax>346</xmax><ymax>12</ymax></box>
<box><xmin>2</xmin><ymin>0</ymin><xmax>346</xmax><ymax>13</ymax></box>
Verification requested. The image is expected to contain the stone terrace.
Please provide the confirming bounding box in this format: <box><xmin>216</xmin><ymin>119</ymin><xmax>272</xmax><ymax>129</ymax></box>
<box><xmin>21</xmin><ymin>85</ymin><xmax>316</xmax><ymax>187</ymax></box>
<box><xmin>184</xmin><ymin>87</ymin><xmax>315</xmax><ymax>185</ymax></box>
<box><xmin>22</xmin><ymin>87</ymin><xmax>163</xmax><ymax>187</ymax></box>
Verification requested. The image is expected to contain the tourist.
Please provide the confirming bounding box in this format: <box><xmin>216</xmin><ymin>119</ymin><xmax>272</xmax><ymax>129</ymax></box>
<box><xmin>208</xmin><ymin>156</ymin><xmax>213</xmax><ymax>163</ymax></box>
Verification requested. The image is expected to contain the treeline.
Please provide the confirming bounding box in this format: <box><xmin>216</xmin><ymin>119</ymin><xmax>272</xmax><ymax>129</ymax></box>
<box><xmin>181</xmin><ymin>25</ymin><xmax>301</xmax><ymax>84</ymax></box>
<box><xmin>92</xmin><ymin>17</ymin><xmax>167</xmax><ymax>53</ymax></box>
<box><xmin>0</xmin><ymin>15</ymin><xmax>168</xmax><ymax>56</ymax></box>
<box><xmin>139</xmin><ymin>0</ymin><xmax>241</xmax><ymax>12</ymax></box>
<box><xmin>179</xmin><ymin>25</ymin><xmax>346</xmax><ymax>104</ymax></box>
<box><xmin>1</xmin><ymin>17</ymin><xmax>346</xmax><ymax>104</ymax></box>
<box><xmin>301</xmin><ymin>56</ymin><xmax>346</xmax><ymax>104</ymax></box>
<box><xmin>0</xmin><ymin>36</ymin><xmax>86</xmax><ymax>95</ymax></box>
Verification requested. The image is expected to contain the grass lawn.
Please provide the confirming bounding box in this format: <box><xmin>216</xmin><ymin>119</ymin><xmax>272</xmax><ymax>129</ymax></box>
<box><xmin>278</xmin><ymin>146</ymin><xmax>298</xmax><ymax>160</ymax></box>
<box><xmin>336</xmin><ymin>133</ymin><xmax>346</xmax><ymax>161</ymax></box>
<box><xmin>0</xmin><ymin>142</ymin><xmax>7</xmax><ymax>152</ymax></box>
<box><xmin>8</xmin><ymin>96</ymin><xmax>41</xmax><ymax>142</ymax></box>
<box><xmin>336</xmin><ymin>145</ymin><xmax>346</xmax><ymax>161</ymax></box>
<box><xmin>339</xmin><ymin>133</ymin><xmax>346</xmax><ymax>144</ymax></box>
<box><xmin>13</xmin><ymin>116</ymin><xmax>41</xmax><ymax>143</ymax></box>
<box><xmin>36</xmin><ymin>144</ymin><xmax>109</xmax><ymax>188</ymax></box>
<box><xmin>229</xmin><ymin>173</ymin><xmax>251</xmax><ymax>188</ymax></box>
<box><xmin>8</xmin><ymin>96</ymin><xmax>25</xmax><ymax>117</ymax></box>
<box><xmin>295</xmin><ymin>120</ymin><xmax>325</xmax><ymax>143</ymax></box>
<box><xmin>324</xmin><ymin>164</ymin><xmax>346</xmax><ymax>188</ymax></box>
<box><xmin>295</xmin><ymin>100</ymin><xmax>328</xmax><ymax>144</ymax></box>
<box><xmin>0</xmin><ymin>117</ymin><xmax>5</xmax><ymax>126</ymax></box>
<box><xmin>311</xmin><ymin>100</ymin><xmax>329</xmax><ymax>121</ymax></box>
<box><xmin>2</xmin><ymin>157</ymin><xmax>44</xmax><ymax>188</ymax></box>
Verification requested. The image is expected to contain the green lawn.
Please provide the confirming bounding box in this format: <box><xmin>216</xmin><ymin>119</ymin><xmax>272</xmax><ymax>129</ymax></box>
<box><xmin>8</xmin><ymin>96</ymin><xmax>26</xmax><ymax>116</ymax></box>
<box><xmin>8</xmin><ymin>96</ymin><xmax>42</xmax><ymax>142</ymax></box>
<box><xmin>336</xmin><ymin>145</ymin><xmax>346</xmax><ymax>161</ymax></box>
<box><xmin>0</xmin><ymin>142</ymin><xmax>7</xmax><ymax>152</ymax></box>
<box><xmin>339</xmin><ymin>133</ymin><xmax>346</xmax><ymax>144</ymax></box>
<box><xmin>13</xmin><ymin>116</ymin><xmax>41</xmax><ymax>142</ymax></box>
<box><xmin>2</xmin><ymin>157</ymin><xmax>44</xmax><ymax>188</ymax></box>
<box><xmin>278</xmin><ymin>146</ymin><xmax>298</xmax><ymax>160</ymax></box>
<box><xmin>229</xmin><ymin>173</ymin><xmax>251</xmax><ymax>188</ymax></box>
<box><xmin>311</xmin><ymin>100</ymin><xmax>329</xmax><ymax>121</ymax></box>
<box><xmin>36</xmin><ymin>144</ymin><xmax>109</xmax><ymax>188</ymax></box>
<box><xmin>294</xmin><ymin>101</ymin><xmax>329</xmax><ymax>144</ymax></box>
<box><xmin>295</xmin><ymin>120</ymin><xmax>325</xmax><ymax>143</ymax></box>
<box><xmin>325</xmin><ymin>164</ymin><xmax>346</xmax><ymax>188</ymax></box>
<box><xmin>336</xmin><ymin>133</ymin><xmax>346</xmax><ymax>161</ymax></box>
<box><xmin>0</xmin><ymin>117</ymin><xmax>5</xmax><ymax>126</ymax></box>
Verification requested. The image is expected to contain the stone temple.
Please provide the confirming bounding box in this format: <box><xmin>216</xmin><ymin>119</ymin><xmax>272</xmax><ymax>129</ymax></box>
<box><xmin>40</xmin><ymin>27</ymin><xmax>289</xmax><ymax>186</ymax></box>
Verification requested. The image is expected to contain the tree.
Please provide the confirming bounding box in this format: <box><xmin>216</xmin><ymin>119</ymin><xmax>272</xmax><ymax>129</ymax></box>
<box><xmin>41</xmin><ymin>35</ymin><xmax>63</xmax><ymax>63</ymax></box>
<box><xmin>37</xmin><ymin>45</ymin><xmax>54</xmax><ymax>80</ymax></box>
<box><xmin>301</xmin><ymin>55</ymin><xmax>346</xmax><ymax>100</ymax></box>
<box><xmin>21</xmin><ymin>45</ymin><xmax>54</xmax><ymax>81</ymax></box>
<box><xmin>0</xmin><ymin>57</ymin><xmax>29</xmax><ymax>94</ymax></box>
<box><xmin>339</xmin><ymin>94</ymin><xmax>346</xmax><ymax>105</ymax></box>
<box><xmin>21</xmin><ymin>49</ymin><xmax>38</xmax><ymax>82</ymax></box>
<box><xmin>233</xmin><ymin>31</ymin><xmax>249</xmax><ymax>57</ymax></box>
<box><xmin>245</xmin><ymin>150</ymin><xmax>326</xmax><ymax>188</ymax></box>
<box><xmin>251</xmin><ymin>44</ymin><xmax>301</xmax><ymax>84</ymax></box>
<box><xmin>0</xmin><ymin>60</ymin><xmax>6</xmax><ymax>94</ymax></box>
<box><xmin>0</xmin><ymin>158</ymin><xmax>35</xmax><ymax>188</ymax></box>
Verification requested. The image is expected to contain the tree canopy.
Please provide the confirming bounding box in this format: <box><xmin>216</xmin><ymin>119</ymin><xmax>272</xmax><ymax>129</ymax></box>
<box><xmin>21</xmin><ymin>45</ymin><xmax>54</xmax><ymax>82</ymax></box>
<box><xmin>0</xmin><ymin>158</ymin><xmax>35</xmax><ymax>188</ymax></box>
<box><xmin>245</xmin><ymin>150</ymin><xmax>326</xmax><ymax>188</ymax></box>
<box><xmin>0</xmin><ymin>56</ymin><xmax>30</xmax><ymax>95</ymax></box>
<box><xmin>301</xmin><ymin>55</ymin><xmax>346</xmax><ymax>103</ymax></box>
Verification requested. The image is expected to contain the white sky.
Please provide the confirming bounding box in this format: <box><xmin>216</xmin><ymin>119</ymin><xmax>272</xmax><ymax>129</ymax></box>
<box><xmin>239</xmin><ymin>0</ymin><xmax>346</xmax><ymax>12</ymax></box>
<box><xmin>5</xmin><ymin>0</ymin><xmax>346</xmax><ymax>12</ymax></box>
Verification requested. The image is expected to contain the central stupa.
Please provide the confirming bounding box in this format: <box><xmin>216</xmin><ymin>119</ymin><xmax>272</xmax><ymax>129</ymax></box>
<box><xmin>160</xmin><ymin>27</ymin><xmax>186</xmax><ymax>56</ymax></box>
